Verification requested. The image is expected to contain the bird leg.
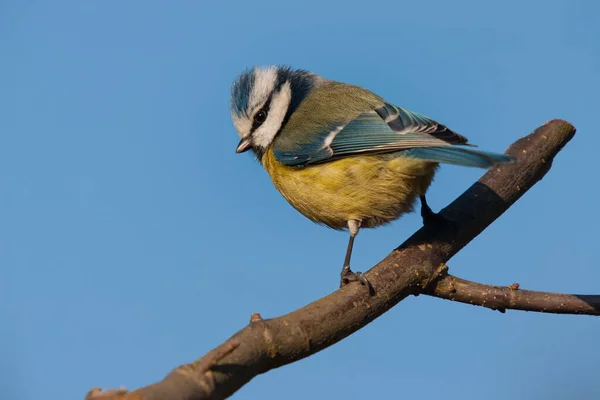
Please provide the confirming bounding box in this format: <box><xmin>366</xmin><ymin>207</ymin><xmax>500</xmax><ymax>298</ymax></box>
<box><xmin>420</xmin><ymin>194</ymin><xmax>446</xmax><ymax>226</ymax></box>
<box><xmin>340</xmin><ymin>220</ymin><xmax>371</xmax><ymax>291</ymax></box>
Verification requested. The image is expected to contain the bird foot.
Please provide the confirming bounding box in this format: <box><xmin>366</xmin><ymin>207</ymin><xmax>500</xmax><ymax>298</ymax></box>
<box><xmin>422</xmin><ymin>208</ymin><xmax>448</xmax><ymax>226</ymax></box>
<box><xmin>420</xmin><ymin>195</ymin><xmax>448</xmax><ymax>226</ymax></box>
<box><xmin>340</xmin><ymin>265</ymin><xmax>373</xmax><ymax>293</ymax></box>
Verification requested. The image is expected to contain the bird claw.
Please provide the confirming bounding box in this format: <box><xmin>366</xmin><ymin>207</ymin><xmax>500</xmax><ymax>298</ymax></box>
<box><xmin>420</xmin><ymin>195</ymin><xmax>448</xmax><ymax>226</ymax></box>
<box><xmin>422</xmin><ymin>209</ymin><xmax>448</xmax><ymax>226</ymax></box>
<box><xmin>340</xmin><ymin>265</ymin><xmax>373</xmax><ymax>293</ymax></box>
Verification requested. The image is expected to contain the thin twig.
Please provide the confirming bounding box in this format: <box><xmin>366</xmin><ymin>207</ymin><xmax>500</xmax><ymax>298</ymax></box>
<box><xmin>426</xmin><ymin>274</ymin><xmax>600</xmax><ymax>315</ymax></box>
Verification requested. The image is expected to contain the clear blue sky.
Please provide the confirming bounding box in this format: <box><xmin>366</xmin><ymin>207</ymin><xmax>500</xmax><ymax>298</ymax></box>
<box><xmin>2</xmin><ymin>1</ymin><xmax>599</xmax><ymax>399</ymax></box>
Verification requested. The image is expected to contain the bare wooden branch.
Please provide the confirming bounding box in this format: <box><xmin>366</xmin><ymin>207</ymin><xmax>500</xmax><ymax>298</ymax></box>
<box><xmin>426</xmin><ymin>274</ymin><xmax>600</xmax><ymax>315</ymax></box>
<box><xmin>90</xmin><ymin>120</ymin><xmax>591</xmax><ymax>400</ymax></box>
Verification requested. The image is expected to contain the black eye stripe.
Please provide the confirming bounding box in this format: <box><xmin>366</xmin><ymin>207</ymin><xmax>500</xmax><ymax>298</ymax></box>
<box><xmin>250</xmin><ymin>95</ymin><xmax>273</xmax><ymax>133</ymax></box>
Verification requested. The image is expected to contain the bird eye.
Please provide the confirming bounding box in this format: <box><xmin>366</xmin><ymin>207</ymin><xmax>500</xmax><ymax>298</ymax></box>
<box><xmin>254</xmin><ymin>110</ymin><xmax>267</xmax><ymax>124</ymax></box>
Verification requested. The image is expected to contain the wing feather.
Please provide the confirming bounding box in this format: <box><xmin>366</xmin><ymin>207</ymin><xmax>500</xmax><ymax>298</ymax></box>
<box><xmin>272</xmin><ymin>101</ymin><xmax>513</xmax><ymax>168</ymax></box>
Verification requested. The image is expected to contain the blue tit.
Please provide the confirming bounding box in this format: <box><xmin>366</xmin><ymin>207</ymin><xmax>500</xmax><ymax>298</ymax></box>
<box><xmin>230</xmin><ymin>65</ymin><xmax>514</xmax><ymax>290</ymax></box>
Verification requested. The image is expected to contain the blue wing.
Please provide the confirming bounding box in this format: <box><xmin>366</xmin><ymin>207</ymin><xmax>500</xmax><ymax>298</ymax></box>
<box><xmin>373</xmin><ymin>103</ymin><xmax>470</xmax><ymax>145</ymax></box>
<box><xmin>274</xmin><ymin>102</ymin><xmax>514</xmax><ymax>167</ymax></box>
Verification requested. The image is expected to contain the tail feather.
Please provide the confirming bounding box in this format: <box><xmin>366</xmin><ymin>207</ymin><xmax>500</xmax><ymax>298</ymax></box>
<box><xmin>403</xmin><ymin>145</ymin><xmax>515</xmax><ymax>168</ymax></box>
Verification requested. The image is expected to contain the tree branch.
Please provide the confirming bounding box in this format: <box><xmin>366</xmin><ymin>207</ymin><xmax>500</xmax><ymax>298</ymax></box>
<box><xmin>426</xmin><ymin>273</ymin><xmax>600</xmax><ymax>315</ymax></box>
<box><xmin>89</xmin><ymin>120</ymin><xmax>591</xmax><ymax>400</ymax></box>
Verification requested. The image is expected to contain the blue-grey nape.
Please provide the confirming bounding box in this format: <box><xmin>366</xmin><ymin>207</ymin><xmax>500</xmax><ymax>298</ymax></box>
<box><xmin>274</xmin><ymin>66</ymin><xmax>318</xmax><ymax>120</ymax></box>
<box><xmin>230</xmin><ymin>68</ymin><xmax>256</xmax><ymax>117</ymax></box>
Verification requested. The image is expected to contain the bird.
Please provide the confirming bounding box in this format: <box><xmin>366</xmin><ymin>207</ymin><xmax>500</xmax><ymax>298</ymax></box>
<box><xmin>229</xmin><ymin>65</ymin><xmax>514</xmax><ymax>290</ymax></box>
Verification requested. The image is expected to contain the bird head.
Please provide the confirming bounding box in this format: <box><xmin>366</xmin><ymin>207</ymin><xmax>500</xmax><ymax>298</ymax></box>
<box><xmin>230</xmin><ymin>65</ymin><xmax>321</xmax><ymax>159</ymax></box>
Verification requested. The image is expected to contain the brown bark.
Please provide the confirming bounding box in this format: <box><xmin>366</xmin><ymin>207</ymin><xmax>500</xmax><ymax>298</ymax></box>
<box><xmin>88</xmin><ymin>120</ymin><xmax>596</xmax><ymax>400</ymax></box>
<box><xmin>427</xmin><ymin>273</ymin><xmax>600</xmax><ymax>315</ymax></box>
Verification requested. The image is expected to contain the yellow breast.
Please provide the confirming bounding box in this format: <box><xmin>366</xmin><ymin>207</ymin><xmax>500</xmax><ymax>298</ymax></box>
<box><xmin>262</xmin><ymin>147</ymin><xmax>438</xmax><ymax>230</ymax></box>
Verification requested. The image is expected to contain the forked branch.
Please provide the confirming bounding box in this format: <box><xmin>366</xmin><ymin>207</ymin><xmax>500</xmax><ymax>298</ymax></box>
<box><xmin>89</xmin><ymin>120</ymin><xmax>596</xmax><ymax>400</ymax></box>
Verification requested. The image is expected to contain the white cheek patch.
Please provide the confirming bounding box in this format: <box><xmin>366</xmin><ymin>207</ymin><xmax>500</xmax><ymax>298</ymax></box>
<box><xmin>252</xmin><ymin>81</ymin><xmax>292</xmax><ymax>150</ymax></box>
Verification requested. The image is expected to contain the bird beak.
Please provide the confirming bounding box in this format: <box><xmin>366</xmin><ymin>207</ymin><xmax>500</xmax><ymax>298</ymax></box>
<box><xmin>236</xmin><ymin>137</ymin><xmax>252</xmax><ymax>153</ymax></box>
